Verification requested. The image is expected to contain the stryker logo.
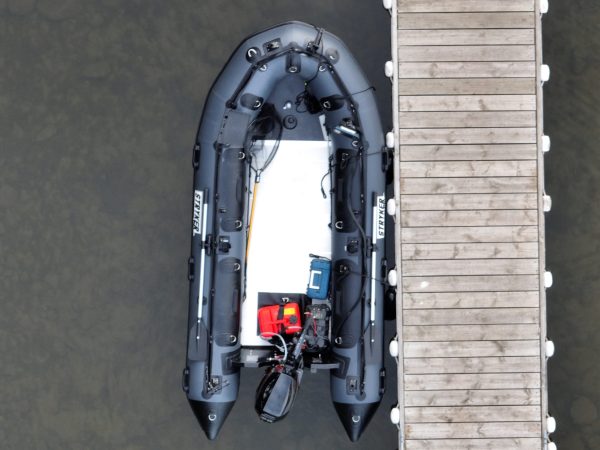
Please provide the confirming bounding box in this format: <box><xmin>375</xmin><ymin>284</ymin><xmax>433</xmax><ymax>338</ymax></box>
<box><xmin>376</xmin><ymin>195</ymin><xmax>385</xmax><ymax>240</ymax></box>
<box><xmin>192</xmin><ymin>190</ymin><xmax>203</xmax><ymax>235</ymax></box>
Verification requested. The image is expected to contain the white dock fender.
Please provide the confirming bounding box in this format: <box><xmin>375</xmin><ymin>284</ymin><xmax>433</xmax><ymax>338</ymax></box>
<box><xmin>543</xmin><ymin>194</ymin><xmax>552</xmax><ymax>212</ymax></box>
<box><xmin>543</xmin><ymin>135</ymin><xmax>551</xmax><ymax>153</ymax></box>
<box><xmin>547</xmin><ymin>416</ymin><xmax>557</xmax><ymax>433</ymax></box>
<box><xmin>547</xmin><ymin>441</ymin><xmax>557</xmax><ymax>450</ymax></box>
<box><xmin>382</xmin><ymin>0</ymin><xmax>393</xmax><ymax>10</ymax></box>
<box><xmin>389</xmin><ymin>336</ymin><xmax>399</xmax><ymax>358</ymax></box>
<box><xmin>388</xmin><ymin>269</ymin><xmax>398</xmax><ymax>287</ymax></box>
<box><xmin>384</xmin><ymin>60</ymin><xmax>394</xmax><ymax>78</ymax></box>
<box><xmin>390</xmin><ymin>406</ymin><xmax>401</xmax><ymax>425</ymax></box>
<box><xmin>545</xmin><ymin>340</ymin><xmax>555</xmax><ymax>358</ymax></box>
<box><xmin>385</xmin><ymin>131</ymin><xmax>395</xmax><ymax>149</ymax></box>
<box><xmin>387</xmin><ymin>198</ymin><xmax>397</xmax><ymax>217</ymax></box>
<box><xmin>541</xmin><ymin>64</ymin><xmax>551</xmax><ymax>83</ymax></box>
<box><xmin>541</xmin><ymin>0</ymin><xmax>549</xmax><ymax>14</ymax></box>
<box><xmin>544</xmin><ymin>271</ymin><xmax>553</xmax><ymax>288</ymax></box>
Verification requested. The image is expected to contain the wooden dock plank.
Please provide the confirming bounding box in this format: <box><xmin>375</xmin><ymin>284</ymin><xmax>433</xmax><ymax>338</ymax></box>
<box><xmin>405</xmin><ymin>405</ymin><xmax>541</xmax><ymax>423</ymax></box>
<box><xmin>406</xmin><ymin>388</ymin><xmax>540</xmax><ymax>406</ymax></box>
<box><xmin>405</xmin><ymin>438</ymin><xmax>542</xmax><ymax>450</ymax></box>
<box><xmin>400</xmin><ymin>177</ymin><xmax>538</xmax><ymax>194</ymax></box>
<box><xmin>406</xmin><ymin>422</ymin><xmax>541</xmax><ymax>439</ymax></box>
<box><xmin>402</xmin><ymin>275</ymin><xmax>539</xmax><ymax>292</ymax></box>
<box><xmin>398</xmin><ymin>45</ymin><xmax>535</xmax><ymax>62</ymax></box>
<box><xmin>400</xmin><ymin>161</ymin><xmax>537</xmax><ymax>178</ymax></box>
<box><xmin>404</xmin><ymin>356</ymin><xmax>540</xmax><ymax>374</ymax></box>
<box><xmin>399</xmin><ymin>128</ymin><xmax>537</xmax><ymax>145</ymax></box>
<box><xmin>404</xmin><ymin>324</ymin><xmax>540</xmax><ymax>341</ymax></box>
<box><xmin>400</xmin><ymin>144</ymin><xmax>537</xmax><ymax>161</ymax></box>
<box><xmin>402</xmin><ymin>259</ymin><xmax>539</xmax><ymax>276</ymax></box>
<box><xmin>399</xmin><ymin>79</ymin><xmax>536</xmax><ymax>96</ymax></box>
<box><xmin>403</xmin><ymin>291</ymin><xmax>539</xmax><ymax>309</ymax></box>
<box><xmin>402</xmin><ymin>242</ymin><xmax>539</xmax><ymax>259</ymax></box>
<box><xmin>397</xmin><ymin>12</ymin><xmax>535</xmax><ymax>29</ymax></box>
<box><xmin>398</xmin><ymin>62</ymin><xmax>536</xmax><ymax>78</ymax></box>
<box><xmin>397</xmin><ymin>0</ymin><xmax>534</xmax><ymax>13</ymax></box>
<box><xmin>398</xmin><ymin>29</ymin><xmax>535</xmax><ymax>46</ymax></box>
<box><xmin>404</xmin><ymin>340</ymin><xmax>540</xmax><ymax>358</ymax></box>
<box><xmin>400</xmin><ymin>111</ymin><xmax>536</xmax><ymax>129</ymax></box>
<box><xmin>404</xmin><ymin>373</ymin><xmax>541</xmax><ymax>391</ymax></box>
<box><xmin>401</xmin><ymin>193</ymin><xmax>538</xmax><ymax>211</ymax></box>
<box><xmin>401</xmin><ymin>226</ymin><xmax>538</xmax><ymax>243</ymax></box>
<box><xmin>400</xmin><ymin>210</ymin><xmax>538</xmax><ymax>227</ymax></box>
<box><xmin>399</xmin><ymin>95</ymin><xmax>536</xmax><ymax>112</ymax></box>
<box><xmin>404</xmin><ymin>307</ymin><xmax>539</xmax><ymax>325</ymax></box>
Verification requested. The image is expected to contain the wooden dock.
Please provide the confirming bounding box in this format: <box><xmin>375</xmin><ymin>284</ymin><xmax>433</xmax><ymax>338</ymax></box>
<box><xmin>389</xmin><ymin>1</ymin><xmax>552</xmax><ymax>448</ymax></box>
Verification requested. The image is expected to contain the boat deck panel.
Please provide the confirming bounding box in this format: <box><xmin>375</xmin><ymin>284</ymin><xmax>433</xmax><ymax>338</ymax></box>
<box><xmin>392</xmin><ymin>1</ymin><xmax>549</xmax><ymax>448</ymax></box>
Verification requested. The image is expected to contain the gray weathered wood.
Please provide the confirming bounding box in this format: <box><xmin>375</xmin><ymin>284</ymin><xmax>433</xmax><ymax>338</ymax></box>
<box><xmin>398</xmin><ymin>12</ymin><xmax>534</xmax><ymax>29</ymax></box>
<box><xmin>401</xmin><ymin>226</ymin><xmax>538</xmax><ymax>243</ymax></box>
<box><xmin>394</xmin><ymin>4</ymin><xmax>546</xmax><ymax>447</ymax></box>
<box><xmin>399</xmin><ymin>78</ymin><xmax>536</xmax><ymax>96</ymax></box>
<box><xmin>405</xmin><ymin>405</ymin><xmax>541</xmax><ymax>423</ymax></box>
<box><xmin>405</xmin><ymin>438</ymin><xmax>543</xmax><ymax>449</ymax></box>
<box><xmin>405</xmin><ymin>389</ymin><xmax>540</xmax><ymax>407</ymax></box>
<box><xmin>402</xmin><ymin>275</ymin><xmax>539</xmax><ymax>292</ymax></box>
<box><xmin>401</xmin><ymin>193</ymin><xmax>538</xmax><ymax>211</ymax></box>
<box><xmin>400</xmin><ymin>144</ymin><xmax>537</xmax><ymax>161</ymax></box>
<box><xmin>400</xmin><ymin>111</ymin><xmax>536</xmax><ymax>129</ymax></box>
<box><xmin>400</xmin><ymin>210</ymin><xmax>538</xmax><ymax>227</ymax></box>
<box><xmin>399</xmin><ymin>95</ymin><xmax>536</xmax><ymax>111</ymax></box>
<box><xmin>404</xmin><ymin>356</ymin><xmax>540</xmax><ymax>374</ymax></box>
<box><xmin>403</xmin><ymin>259</ymin><xmax>539</xmax><ymax>276</ymax></box>
<box><xmin>400</xmin><ymin>128</ymin><xmax>537</xmax><ymax>145</ymax></box>
<box><xmin>405</xmin><ymin>373</ymin><xmax>541</xmax><ymax>391</ymax></box>
<box><xmin>404</xmin><ymin>340</ymin><xmax>540</xmax><ymax>358</ymax></box>
<box><xmin>403</xmin><ymin>291</ymin><xmax>540</xmax><ymax>309</ymax></box>
<box><xmin>399</xmin><ymin>62</ymin><xmax>536</xmax><ymax>78</ymax></box>
<box><xmin>397</xmin><ymin>0</ymin><xmax>534</xmax><ymax>13</ymax></box>
<box><xmin>404</xmin><ymin>307</ymin><xmax>539</xmax><ymax>325</ymax></box>
<box><xmin>401</xmin><ymin>177</ymin><xmax>538</xmax><ymax>194</ymax></box>
<box><xmin>402</xmin><ymin>242</ymin><xmax>539</xmax><ymax>259</ymax></box>
<box><xmin>398</xmin><ymin>29</ymin><xmax>535</xmax><ymax>46</ymax></box>
<box><xmin>404</xmin><ymin>324</ymin><xmax>540</xmax><ymax>341</ymax></box>
<box><xmin>400</xmin><ymin>161</ymin><xmax>537</xmax><ymax>178</ymax></box>
<box><xmin>398</xmin><ymin>45</ymin><xmax>535</xmax><ymax>62</ymax></box>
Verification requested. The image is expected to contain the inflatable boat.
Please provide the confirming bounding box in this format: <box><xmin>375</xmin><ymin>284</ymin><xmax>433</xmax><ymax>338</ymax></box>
<box><xmin>182</xmin><ymin>21</ymin><xmax>391</xmax><ymax>442</ymax></box>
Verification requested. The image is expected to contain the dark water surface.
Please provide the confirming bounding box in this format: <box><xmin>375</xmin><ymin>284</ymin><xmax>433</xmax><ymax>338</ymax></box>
<box><xmin>0</xmin><ymin>1</ymin><xmax>597</xmax><ymax>449</ymax></box>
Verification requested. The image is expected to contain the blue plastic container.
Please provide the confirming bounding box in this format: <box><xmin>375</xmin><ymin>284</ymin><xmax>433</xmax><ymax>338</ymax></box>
<box><xmin>306</xmin><ymin>258</ymin><xmax>331</xmax><ymax>300</ymax></box>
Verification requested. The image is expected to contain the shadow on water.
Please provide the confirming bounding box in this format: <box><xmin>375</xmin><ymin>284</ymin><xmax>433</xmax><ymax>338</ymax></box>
<box><xmin>0</xmin><ymin>0</ymin><xmax>598</xmax><ymax>449</ymax></box>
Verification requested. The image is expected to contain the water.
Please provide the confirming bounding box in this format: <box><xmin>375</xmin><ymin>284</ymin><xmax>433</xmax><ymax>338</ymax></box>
<box><xmin>0</xmin><ymin>0</ymin><xmax>597</xmax><ymax>449</ymax></box>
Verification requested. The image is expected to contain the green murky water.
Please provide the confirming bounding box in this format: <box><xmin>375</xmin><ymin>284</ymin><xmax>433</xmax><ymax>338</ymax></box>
<box><xmin>0</xmin><ymin>1</ymin><xmax>597</xmax><ymax>449</ymax></box>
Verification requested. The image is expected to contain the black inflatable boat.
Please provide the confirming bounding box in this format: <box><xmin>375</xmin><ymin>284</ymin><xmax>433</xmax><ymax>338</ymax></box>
<box><xmin>182</xmin><ymin>21</ymin><xmax>391</xmax><ymax>442</ymax></box>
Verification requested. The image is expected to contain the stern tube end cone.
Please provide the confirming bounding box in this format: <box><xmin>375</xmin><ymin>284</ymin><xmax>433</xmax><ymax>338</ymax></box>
<box><xmin>333</xmin><ymin>402</ymin><xmax>380</xmax><ymax>442</ymax></box>
<box><xmin>188</xmin><ymin>400</ymin><xmax>235</xmax><ymax>440</ymax></box>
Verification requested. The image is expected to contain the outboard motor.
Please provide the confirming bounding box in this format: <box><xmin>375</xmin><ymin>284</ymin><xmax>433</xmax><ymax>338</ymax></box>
<box><xmin>255</xmin><ymin>365</ymin><xmax>301</xmax><ymax>423</ymax></box>
<box><xmin>255</xmin><ymin>306</ymin><xmax>328</xmax><ymax>422</ymax></box>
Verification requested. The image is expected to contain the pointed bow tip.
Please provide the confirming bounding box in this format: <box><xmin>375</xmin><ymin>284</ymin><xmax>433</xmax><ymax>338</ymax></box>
<box><xmin>333</xmin><ymin>401</ymin><xmax>380</xmax><ymax>442</ymax></box>
<box><xmin>188</xmin><ymin>399</ymin><xmax>236</xmax><ymax>440</ymax></box>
